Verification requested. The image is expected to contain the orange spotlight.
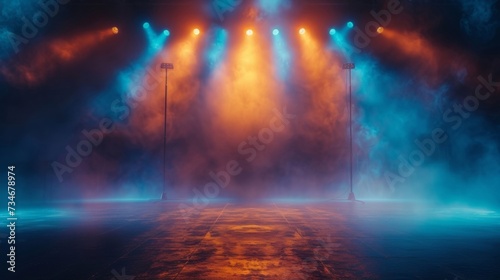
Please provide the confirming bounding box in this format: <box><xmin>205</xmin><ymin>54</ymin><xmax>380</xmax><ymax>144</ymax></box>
<box><xmin>377</xmin><ymin>27</ymin><xmax>384</xmax><ymax>34</ymax></box>
<box><xmin>246</xmin><ymin>29</ymin><xmax>254</xmax><ymax>36</ymax></box>
<box><xmin>299</xmin><ymin>28</ymin><xmax>306</xmax><ymax>35</ymax></box>
<box><xmin>193</xmin><ymin>28</ymin><xmax>200</xmax><ymax>35</ymax></box>
<box><xmin>111</xmin><ymin>27</ymin><xmax>119</xmax><ymax>34</ymax></box>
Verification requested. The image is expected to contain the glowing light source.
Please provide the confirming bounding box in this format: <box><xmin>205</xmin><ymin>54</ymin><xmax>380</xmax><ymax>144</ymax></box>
<box><xmin>143</xmin><ymin>22</ymin><xmax>150</xmax><ymax>29</ymax></box>
<box><xmin>111</xmin><ymin>27</ymin><xmax>119</xmax><ymax>34</ymax></box>
<box><xmin>329</xmin><ymin>28</ymin><xmax>336</xmax><ymax>35</ymax></box>
<box><xmin>246</xmin><ymin>29</ymin><xmax>254</xmax><ymax>36</ymax></box>
<box><xmin>299</xmin><ymin>28</ymin><xmax>306</xmax><ymax>35</ymax></box>
<box><xmin>163</xmin><ymin>29</ymin><xmax>170</xmax><ymax>36</ymax></box>
<box><xmin>193</xmin><ymin>28</ymin><xmax>200</xmax><ymax>35</ymax></box>
<box><xmin>272</xmin><ymin>27</ymin><xmax>291</xmax><ymax>79</ymax></box>
<box><xmin>377</xmin><ymin>27</ymin><xmax>384</xmax><ymax>34</ymax></box>
<box><xmin>347</xmin><ymin>21</ymin><xmax>354</xmax><ymax>28</ymax></box>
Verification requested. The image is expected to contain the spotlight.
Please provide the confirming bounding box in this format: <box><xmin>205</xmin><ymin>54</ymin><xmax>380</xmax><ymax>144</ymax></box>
<box><xmin>272</xmin><ymin>29</ymin><xmax>279</xmax><ymax>36</ymax></box>
<box><xmin>193</xmin><ymin>28</ymin><xmax>200</xmax><ymax>35</ymax></box>
<box><xmin>143</xmin><ymin>22</ymin><xmax>150</xmax><ymax>29</ymax></box>
<box><xmin>299</xmin><ymin>28</ymin><xmax>306</xmax><ymax>35</ymax></box>
<box><xmin>111</xmin><ymin>27</ymin><xmax>119</xmax><ymax>34</ymax></box>
<box><xmin>246</xmin><ymin>29</ymin><xmax>253</xmax><ymax>36</ymax></box>
<box><xmin>377</xmin><ymin>27</ymin><xmax>384</xmax><ymax>34</ymax></box>
<box><xmin>329</xmin><ymin>28</ymin><xmax>336</xmax><ymax>35</ymax></box>
<box><xmin>163</xmin><ymin>29</ymin><xmax>170</xmax><ymax>36</ymax></box>
<box><xmin>347</xmin><ymin>21</ymin><xmax>354</xmax><ymax>28</ymax></box>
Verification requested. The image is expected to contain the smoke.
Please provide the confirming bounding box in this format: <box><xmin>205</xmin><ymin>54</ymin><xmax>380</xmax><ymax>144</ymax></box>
<box><xmin>2</xmin><ymin>2</ymin><xmax>499</xmax><ymax>206</ymax></box>
<box><xmin>459</xmin><ymin>0</ymin><xmax>498</xmax><ymax>43</ymax></box>
<box><xmin>64</xmin><ymin>23</ymin><xmax>355</xmax><ymax>200</ymax></box>
<box><xmin>1</xmin><ymin>29</ymin><xmax>116</xmax><ymax>87</ymax></box>
<box><xmin>0</xmin><ymin>0</ymin><xmax>33</xmax><ymax>21</ymax></box>
<box><xmin>255</xmin><ymin>0</ymin><xmax>291</xmax><ymax>16</ymax></box>
<box><xmin>0</xmin><ymin>0</ymin><xmax>44</xmax><ymax>59</ymax></box>
<box><xmin>350</xmin><ymin>29</ymin><xmax>500</xmax><ymax>205</ymax></box>
<box><xmin>43</xmin><ymin>24</ymin><xmax>500</xmax><ymax>205</ymax></box>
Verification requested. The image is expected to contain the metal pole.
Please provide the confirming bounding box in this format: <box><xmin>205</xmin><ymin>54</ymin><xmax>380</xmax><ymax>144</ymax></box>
<box><xmin>163</xmin><ymin>69</ymin><xmax>168</xmax><ymax>199</ymax></box>
<box><xmin>342</xmin><ymin>62</ymin><xmax>355</xmax><ymax>201</ymax></box>
<box><xmin>349</xmin><ymin>68</ymin><xmax>353</xmax><ymax>199</ymax></box>
<box><xmin>160</xmin><ymin>63</ymin><xmax>173</xmax><ymax>200</ymax></box>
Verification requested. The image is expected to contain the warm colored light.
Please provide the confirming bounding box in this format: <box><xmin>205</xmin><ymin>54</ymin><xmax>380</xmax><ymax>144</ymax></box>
<box><xmin>193</xmin><ymin>28</ymin><xmax>200</xmax><ymax>35</ymax></box>
<box><xmin>143</xmin><ymin>22</ymin><xmax>150</xmax><ymax>29</ymax></box>
<box><xmin>347</xmin><ymin>21</ymin><xmax>354</xmax><ymax>28</ymax></box>
<box><xmin>272</xmin><ymin>29</ymin><xmax>279</xmax><ymax>36</ymax></box>
<box><xmin>163</xmin><ymin>29</ymin><xmax>170</xmax><ymax>36</ymax></box>
<box><xmin>329</xmin><ymin>28</ymin><xmax>336</xmax><ymax>35</ymax></box>
<box><xmin>111</xmin><ymin>27</ymin><xmax>119</xmax><ymax>34</ymax></box>
<box><xmin>299</xmin><ymin>28</ymin><xmax>306</xmax><ymax>35</ymax></box>
<box><xmin>377</xmin><ymin>27</ymin><xmax>384</xmax><ymax>34</ymax></box>
<box><xmin>246</xmin><ymin>29</ymin><xmax>254</xmax><ymax>36</ymax></box>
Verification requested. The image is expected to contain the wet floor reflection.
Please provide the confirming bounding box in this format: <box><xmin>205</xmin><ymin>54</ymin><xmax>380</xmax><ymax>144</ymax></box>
<box><xmin>8</xmin><ymin>201</ymin><xmax>500</xmax><ymax>279</ymax></box>
<box><xmin>141</xmin><ymin>203</ymin><xmax>373</xmax><ymax>279</ymax></box>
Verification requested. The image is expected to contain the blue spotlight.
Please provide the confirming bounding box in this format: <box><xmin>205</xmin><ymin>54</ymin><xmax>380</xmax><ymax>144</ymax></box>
<box><xmin>205</xmin><ymin>28</ymin><xmax>228</xmax><ymax>69</ymax></box>
<box><xmin>143</xmin><ymin>22</ymin><xmax>150</xmax><ymax>29</ymax></box>
<box><xmin>163</xmin><ymin>29</ymin><xmax>170</xmax><ymax>36</ymax></box>
<box><xmin>329</xmin><ymin>28</ymin><xmax>336</xmax><ymax>35</ymax></box>
<box><xmin>273</xmin><ymin>29</ymin><xmax>280</xmax><ymax>36</ymax></box>
<box><xmin>347</xmin><ymin>21</ymin><xmax>354</xmax><ymax>28</ymax></box>
<box><xmin>272</xmin><ymin>27</ymin><xmax>291</xmax><ymax>79</ymax></box>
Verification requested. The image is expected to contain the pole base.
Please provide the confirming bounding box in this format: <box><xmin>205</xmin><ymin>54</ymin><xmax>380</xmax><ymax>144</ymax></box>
<box><xmin>161</xmin><ymin>192</ymin><xmax>168</xmax><ymax>200</ymax></box>
<box><xmin>348</xmin><ymin>192</ymin><xmax>356</xmax><ymax>201</ymax></box>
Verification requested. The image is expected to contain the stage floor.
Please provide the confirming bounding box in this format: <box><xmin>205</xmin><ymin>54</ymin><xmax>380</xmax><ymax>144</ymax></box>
<box><xmin>3</xmin><ymin>200</ymin><xmax>500</xmax><ymax>279</ymax></box>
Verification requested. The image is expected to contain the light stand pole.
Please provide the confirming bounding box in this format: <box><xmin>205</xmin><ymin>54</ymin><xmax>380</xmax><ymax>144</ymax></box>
<box><xmin>160</xmin><ymin>63</ymin><xmax>174</xmax><ymax>200</ymax></box>
<box><xmin>342</xmin><ymin>63</ymin><xmax>356</xmax><ymax>201</ymax></box>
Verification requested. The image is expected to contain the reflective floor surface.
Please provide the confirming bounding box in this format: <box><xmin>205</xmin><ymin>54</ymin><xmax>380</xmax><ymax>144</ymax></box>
<box><xmin>2</xmin><ymin>200</ymin><xmax>499</xmax><ymax>279</ymax></box>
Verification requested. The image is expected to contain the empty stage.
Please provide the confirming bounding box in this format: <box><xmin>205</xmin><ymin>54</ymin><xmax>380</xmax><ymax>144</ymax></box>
<box><xmin>5</xmin><ymin>200</ymin><xmax>500</xmax><ymax>279</ymax></box>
